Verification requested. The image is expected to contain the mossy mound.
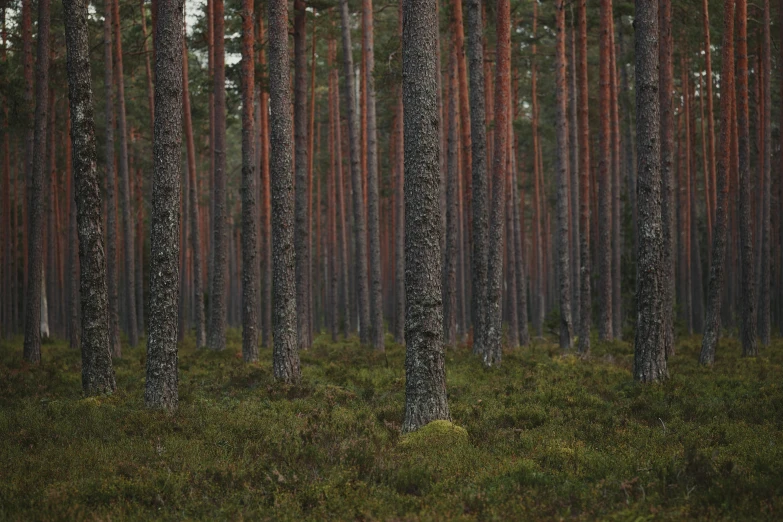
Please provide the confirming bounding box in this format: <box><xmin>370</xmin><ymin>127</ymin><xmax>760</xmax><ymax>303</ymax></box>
<box><xmin>398</xmin><ymin>420</ymin><xmax>469</xmax><ymax>449</ymax></box>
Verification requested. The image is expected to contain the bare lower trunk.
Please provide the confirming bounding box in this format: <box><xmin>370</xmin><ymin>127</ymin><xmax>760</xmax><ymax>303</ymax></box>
<box><xmin>62</xmin><ymin>0</ymin><xmax>116</xmax><ymax>394</ymax></box>
<box><xmin>576</xmin><ymin>0</ymin><xmax>591</xmax><ymax>354</ymax></box>
<box><xmin>758</xmin><ymin>0</ymin><xmax>771</xmax><ymax>345</ymax></box>
<box><xmin>597</xmin><ymin>0</ymin><xmax>613</xmax><ymax>341</ymax></box>
<box><xmin>444</xmin><ymin>52</ymin><xmax>458</xmax><ymax>347</ymax></box>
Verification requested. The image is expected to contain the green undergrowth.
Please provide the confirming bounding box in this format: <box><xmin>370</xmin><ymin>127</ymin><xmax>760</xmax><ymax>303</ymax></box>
<box><xmin>1</xmin><ymin>331</ymin><xmax>781</xmax><ymax>520</ymax></box>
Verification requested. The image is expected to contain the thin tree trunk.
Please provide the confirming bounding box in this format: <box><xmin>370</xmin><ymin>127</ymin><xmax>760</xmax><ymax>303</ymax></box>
<box><xmin>736</xmin><ymin>0</ymin><xmax>758</xmax><ymax>356</ymax></box>
<box><xmin>145</xmin><ymin>0</ymin><xmax>183</xmax><ymax>410</ymax></box>
<box><xmin>659</xmin><ymin>0</ymin><xmax>675</xmax><ymax>357</ymax></box>
<box><xmin>555</xmin><ymin>0</ymin><xmax>573</xmax><ymax>350</ymax></box>
<box><xmin>207</xmin><ymin>0</ymin><xmax>228</xmax><ymax>351</ymax></box>
<box><xmin>531</xmin><ymin>2</ymin><xmax>543</xmax><ymax>338</ymax></box>
<box><xmin>597</xmin><ymin>0</ymin><xmax>613</xmax><ymax>340</ymax></box>
<box><xmin>569</xmin><ymin>6</ymin><xmax>580</xmax><ymax>333</ymax></box>
<box><xmin>401</xmin><ymin>0</ymin><xmax>450</xmax><ymax>432</ymax></box>
<box><xmin>269</xmin><ymin>0</ymin><xmax>301</xmax><ymax>382</ymax></box>
<box><xmin>66</xmin><ymin>112</ymin><xmax>80</xmax><ymax>349</ymax></box>
<box><xmin>610</xmin><ymin>16</ymin><xmax>622</xmax><ymax>339</ymax></box>
<box><xmin>703</xmin><ymin>0</ymin><xmax>716</xmax><ymax>232</ymax></box>
<box><xmin>257</xmin><ymin>16</ymin><xmax>271</xmax><ymax>349</ymax></box>
<box><xmin>444</xmin><ymin>51</ymin><xmax>458</xmax><ymax>347</ymax></box>
<box><xmin>576</xmin><ymin>0</ymin><xmax>591</xmax><ymax>354</ymax></box>
<box><xmin>633</xmin><ymin>0</ymin><xmax>667</xmax><ymax>382</ymax></box>
<box><xmin>139</xmin><ymin>0</ymin><xmax>154</xmax><ymax>139</ymax></box>
<box><xmin>681</xmin><ymin>59</ymin><xmax>693</xmax><ymax>334</ymax></box>
<box><xmin>22</xmin><ymin>0</ymin><xmax>50</xmax><ymax>364</ymax></box>
<box><xmin>505</xmin><ymin>116</ymin><xmax>518</xmax><ymax>348</ymax></box>
<box><xmin>758</xmin><ymin>0</ymin><xmax>771</xmax><ymax>345</ymax></box>
<box><xmin>62</xmin><ymin>0</ymin><xmax>116</xmax><ymax>394</ymax></box>
<box><xmin>700</xmin><ymin>0</ymin><xmax>735</xmax><ymax>366</ymax></box>
<box><xmin>112</xmin><ymin>0</ymin><xmax>138</xmax><ymax>347</ymax></box>
<box><xmin>699</xmin><ymin>58</ymin><xmax>712</xmax><ymax>262</ymax></box>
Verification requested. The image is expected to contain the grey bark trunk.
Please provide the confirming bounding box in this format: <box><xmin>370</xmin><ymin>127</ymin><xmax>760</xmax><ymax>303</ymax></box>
<box><xmin>443</xmin><ymin>52</ymin><xmax>458</xmax><ymax>347</ymax></box>
<box><xmin>597</xmin><ymin>0</ymin><xmax>613</xmax><ymax>341</ymax></box>
<box><xmin>569</xmin><ymin>7</ymin><xmax>580</xmax><ymax>333</ymax></box>
<box><xmin>758</xmin><ymin>0</ymin><xmax>771</xmax><ymax>346</ymax></box>
<box><xmin>294</xmin><ymin>0</ymin><xmax>310</xmax><ymax>352</ymax></box>
<box><xmin>145</xmin><ymin>0</ymin><xmax>184</xmax><ymax>410</ymax></box>
<box><xmin>63</xmin><ymin>0</ymin><xmax>117</xmax><ymax>394</ymax></box>
<box><xmin>268</xmin><ymin>0</ymin><xmax>301</xmax><ymax>382</ymax></box>
<box><xmin>401</xmin><ymin>0</ymin><xmax>450</xmax><ymax>433</ymax></box>
<box><xmin>394</xmin><ymin>92</ymin><xmax>405</xmax><ymax>345</ymax></box>
<box><xmin>576</xmin><ymin>0</ymin><xmax>591</xmax><ymax>354</ymax></box>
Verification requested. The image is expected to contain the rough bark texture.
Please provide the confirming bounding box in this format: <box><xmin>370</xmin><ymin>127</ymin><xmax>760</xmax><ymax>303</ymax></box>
<box><xmin>444</xmin><ymin>53</ymin><xmax>458</xmax><ymax>347</ymax></box>
<box><xmin>700</xmin><ymin>0</ymin><xmax>735</xmax><ymax>365</ymax></box>
<box><xmin>63</xmin><ymin>0</ymin><xmax>116</xmax><ymax>395</ymax></box>
<box><xmin>758</xmin><ymin>0</ymin><xmax>771</xmax><ymax>346</ymax></box>
<box><xmin>23</xmin><ymin>0</ymin><xmax>50</xmax><ymax>364</ymax></box>
<box><xmin>555</xmin><ymin>0</ymin><xmax>573</xmax><ymax>350</ymax></box>
<box><xmin>268</xmin><ymin>0</ymin><xmax>301</xmax><ymax>383</ymax></box>
<box><xmin>466</xmin><ymin>0</ymin><xmax>487</xmax><ymax>356</ymax></box>
<box><xmin>401</xmin><ymin>0</ymin><xmax>449</xmax><ymax>433</ymax></box>
<box><xmin>112</xmin><ymin>0</ymin><xmax>138</xmax><ymax>347</ymax></box>
<box><xmin>504</xmin><ymin>118</ymin><xmax>518</xmax><ymax>348</ymax></box>
<box><xmin>339</xmin><ymin>0</ymin><xmax>370</xmax><ymax>344</ymax></box>
<box><xmin>241</xmin><ymin>0</ymin><xmax>258</xmax><ymax>361</ymax></box>
<box><xmin>736</xmin><ymin>0</ymin><xmax>757</xmax><ymax>357</ymax></box>
<box><xmin>207</xmin><ymin>0</ymin><xmax>227</xmax><ymax>351</ymax></box>
<box><xmin>569</xmin><ymin>10</ymin><xmax>580</xmax><ymax>332</ymax></box>
<box><xmin>182</xmin><ymin>32</ymin><xmax>205</xmax><ymax>348</ymax></box>
<box><xmin>597</xmin><ymin>0</ymin><xmax>613</xmax><ymax>341</ymax></box>
<box><xmin>257</xmin><ymin>16</ymin><xmax>272</xmax><ymax>349</ymax></box>
<box><xmin>483</xmin><ymin>0</ymin><xmax>510</xmax><ymax>366</ymax></box>
<box><xmin>294</xmin><ymin>0</ymin><xmax>310</xmax><ymax>352</ymax></box>
<box><xmin>659</xmin><ymin>0</ymin><xmax>675</xmax><ymax>359</ymax></box>
<box><xmin>102</xmin><ymin>0</ymin><xmax>121</xmax><ymax>358</ymax></box>
<box><xmin>364</xmin><ymin>0</ymin><xmax>384</xmax><ymax>351</ymax></box>
<box><xmin>145</xmin><ymin>0</ymin><xmax>184</xmax><ymax>410</ymax></box>
<box><xmin>633</xmin><ymin>0</ymin><xmax>668</xmax><ymax>383</ymax></box>
<box><xmin>576</xmin><ymin>0</ymin><xmax>591</xmax><ymax>354</ymax></box>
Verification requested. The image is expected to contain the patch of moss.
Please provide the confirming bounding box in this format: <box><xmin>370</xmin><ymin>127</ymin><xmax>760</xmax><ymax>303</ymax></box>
<box><xmin>398</xmin><ymin>420</ymin><xmax>469</xmax><ymax>449</ymax></box>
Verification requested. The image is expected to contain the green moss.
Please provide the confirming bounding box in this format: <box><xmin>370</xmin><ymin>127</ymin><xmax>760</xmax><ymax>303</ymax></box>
<box><xmin>398</xmin><ymin>420</ymin><xmax>469</xmax><ymax>448</ymax></box>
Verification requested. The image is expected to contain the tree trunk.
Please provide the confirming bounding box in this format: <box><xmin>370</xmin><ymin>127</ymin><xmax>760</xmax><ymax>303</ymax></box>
<box><xmin>633</xmin><ymin>0</ymin><xmax>667</xmax><ymax>382</ymax></box>
<box><xmin>597</xmin><ymin>0</ymin><xmax>613</xmax><ymax>340</ymax></box>
<box><xmin>505</xmin><ymin>117</ymin><xmax>518</xmax><ymax>348</ymax></box>
<box><xmin>530</xmin><ymin>2</ymin><xmax>543</xmax><ymax>339</ymax></box>
<box><xmin>736</xmin><ymin>0</ymin><xmax>758</xmax><ymax>356</ymax></box>
<box><xmin>659</xmin><ymin>0</ymin><xmax>675</xmax><ymax>358</ymax></box>
<box><xmin>444</xmin><ymin>51</ymin><xmax>458</xmax><ymax>347</ymax></box>
<box><xmin>268</xmin><ymin>0</ymin><xmax>301</xmax><ymax>382</ymax></box>
<box><xmin>401</xmin><ymin>0</ymin><xmax>450</xmax><ymax>432</ymax></box>
<box><xmin>576</xmin><ymin>0</ymin><xmax>591</xmax><ymax>354</ymax></box>
<box><xmin>610</xmin><ymin>17</ymin><xmax>622</xmax><ymax>339</ymax></box>
<box><xmin>207</xmin><ymin>0</ymin><xmax>227</xmax><ymax>351</ymax></box>
<box><xmin>257</xmin><ymin>16</ymin><xmax>272</xmax><ymax>349</ymax></box>
<box><xmin>62</xmin><ymin>0</ymin><xmax>116</xmax><ymax>394</ymax></box>
<box><xmin>569</xmin><ymin>7</ymin><xmax>581</xmax><ymax>333</ymax></box>
<box><xmin>700</xmin><ymin>0</ymin><xmax>735</xmax><ymax>365</ymax></box>
<box><xmin>758</xmin><ymin>0</ymin><xmax>771</xmax><ymax>346</ymax></box>
<box><xmin>555</xmin><ymin>0</ymin><xmax>573</xmax><ymax>350</ymax></box>
<box><xmin>680</xmin><ymin>59</ymin><xmax>693</xmax><ymax>335</ymax></box>
<box><xmin>22</xmin><ymin>0</ymin><xmax>50</xmax><ymax>364</ymax></box>
<box><xmin>483</xmin><ymin>0</ymin><xmax>510</xmax><ymax>366</ymax></box>
<box><xmin>112</xmin><ymin>0</ymin><xmax>138</xmax><ymax>347</ymax></box>
<box><xmin>145</xmin><ymin>0</ymin><xmax>183</xmax><ymax>410</ymax></box>
<box><xmin>66</xmin><ymin>113</ymin><xmax>80</xmax><ymax>349</ymax></box>
<box><xmin>703</xmin><ymin>0</ymin><xmax>716</xmax><ymax>235</ymax></box>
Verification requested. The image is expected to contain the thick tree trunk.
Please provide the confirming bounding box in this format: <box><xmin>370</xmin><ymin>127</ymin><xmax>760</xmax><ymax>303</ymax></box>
<box><xmin>576</xmin><ymin>0</ymin><xmax>591</xmax><ymax>354</ymax></box>
<box><xmin>240</xmin><ymin>0</ymin><xmax>258</xmax><ymax>361</ymax></box>
<box><xmin>659</xmin><ymin>0</ymin><xmax>675</xmax><ymax>358</ymax></box>
<box><xmin>555</xmin><ymin>0</ymin><xmax>573</xmax><ymax>350</ymax></box>
<box><xmin>339</xmin><ymin>0</ymin><xmax>370</xmax><ymax>343</ymax></box>
<box><xmin>758</xmin><ymin>0</ymin><xmax>771</xmax><ymax>346</ymax></box>
<box><xmin>145</xmin><ymin>0</ymin><xmax>183</xmax><ymax>410</ymax></box>
<box><xmin>112</xmin><ymin>0</ymin><xmax>138</xmax><ymax>347</ymax></box>
<box><xmin>363</xmin><ymin>0</ymin><xmax>383</xmax><ymax>350</ymax></box>
<box><xmin>62</xmin><ymin>0</ymin><xmax>116</xmax><ymax>395</ymax></box>
<box><xmin>444</xmin><ymin>51</ymin><xmax>458</xmax><ymax>347</ymax></box>
<box><xmin>597</xmin><ymin>0</ymin><xmax>613</xmax><ymax>341</ymax></box>
<box><xmin>268</xmin><ymin>0</ymin><xmax>301</xmax><ymax>382</ymax></box>
<box><xmin>483</xmin><ymin>0</ymin><xmax>510</xmax><ymax>366</ymax></box>
<box><xmin>736</xmin><ymin>0</ymin><xmax>758</xmax><ymax>356</ymax></box>
<box><xmin>207</xmin><ymin>0</ymin><xmax>228</xmax><ymax>351</ymax></box>
<box><xmin>294</xmin><ymin>0</ymin><xmax>310</xmax><ymax>352</ymax></box>
<box><xmin>23</xmin><ymin>0</ymin><xmax>50</xmax><ymax>364</ymax></box>
<box><xmin>700</xmin><ymin>0</ymin><xmax>735</xmax><ymax>365</ymax></box>
<box><xmin>401</xmin><ymin>0</ymin><xmax>449</xmax><ymax>432</ymax></box>
<box><xmin>633</xmin><ymin>0</ymin><xmax>667</xmax><ymax>382</ymax></box>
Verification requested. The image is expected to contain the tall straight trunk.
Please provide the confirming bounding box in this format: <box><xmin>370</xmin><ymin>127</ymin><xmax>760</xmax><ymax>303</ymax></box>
<box><xmin>363</xmin><ymin>0</ymin><xmax>383</xmax><ymax>350</ymax></box>
<box><xmin>597</xmin><ymin>0</ymin><xmax>613</xmax><ymax>340</ymax></box>
<box><xmin>207</xmin><ymin>0</ymin><xmax>228</xmax><ymax>351</ymax></box>
<box><xmin>206</xmin><ymin>0</ymin><xmax>214</xmax><ymax>306</ymax></box>
<box><xmin>691</xmin><ymin>134</ymin><xmax>705</xmax><ymax>333</ymax></box>
<box><xmin>483</xmin><ymin>0</ymin><xmax>510</xmax><ymax>366</ymax></box>
<box><xmin>2</xmin><ymin>13</ymin><xmax>9</xmax><ymax>337</ymax></box>
<box><xmin>555</xmin><ymin>0</ymin><xmax>573</xmax><ymax>350</ymax></box>
<box><xmin>332</xmin><ymin>61</ymin><xmax>351</xmax><ymax>338</ymax></box>
<box><xmin>268</xmin><ymin>0</ymin><xmax>301</xmax><ymax>382</ymax></box>
<box><xmin>339</xmin><ymin>0</ymin><xmax>370</xmax><ymax>342</ymax></box>
<box><xmin>703</xmin><ymin>0</ymin><xmax>716</xmax><ymax>230</ymax></box>
<box><xmin>308</xmin><ymin>22</ymin><xmax>317</xmax><ymax>342</ymax></box>
<box><xmin>569</xmin><ymin>7</ymin><xmax>580</xmax><ymax>332</ymax></box>
<box><xmin>779</xmin><ymin>0</ymin><xmax>783</xmax><ymax>338</ymax></box>
<box><xmin>610</xmin><ymin>17</ymin><xmax>622</xmax><ymax>338</ymax></box>
<box><xmin>401</xmin><ymin>0</ymin><xmax>450</xmax><ymax>432</ymax></box>
<box><xmin>758</xmin><ymin>0</ymin><xmax>771</xmax><ymax>345</ymax></box>
<box><xmin>700</xmin><ymin>0</ymin><xmax>735</xmax><ymax>365</ymax></box>
<box><xmin>736</xmin><ymin>0</ymin><xmax>757</xmax><ymax>356</ymax></box>
<box><xmin>328</xmin><ymin>58</ymin><xmax>339</xmax><ymax>341</ymax></box>
<box><xmin>183</xmin><ymin>29</ymin><xmax>205</xmax><ymax>348</ymax></box>
<box><xmin>293</xmin><ymin>0</ymin><xmax>310</xmax><ymax>351</ymax></box>
<box><xmin>699</xmin><ymin>60</ymin><xmax>712</xmax><ymax>261</ymax></box>
<box><xmin>505</xmin><ymin>117</ymin><xmax>519</xmax><ymax>348</ymax></box>
<box><xmin>619</xmin><ymin>28</ymin><xmax>636</xmax><ymax>249</ymax></box>
<box><xmin>513</xmin><ymin>134</ymin><xmax>529</xmax><ymax>346</ymax></box>
<box><xmin>681</xmin><ymin>60</ymin><xmax>693</xmax><ymax>334</ymax></box>
<box><xmin>257</xmin><ymin>16</ymin><xmax>271</xmax><ymax>349</ymax></box>
<box><xmin>576</xmin><ymin>0</ymin><xmax>591</xmax><ymax>354</ymax></box>
<box><xmin>394</xmin><ymin>13</ymin><xmax>405</xmax><ymax>345</ymax></box>
<box><xmin>145</xmin><ymin>0</ymin><xmax>183</xmax><ymax>410</ymax></box>
<box><xmin>66</xmin><ymin>113</ymin><xmax>80</xmax><ymax>349</ymax></box>
<box><xmin>62</xmin><ymin>0</ymin><xmax>116</xmax><ymax>394</ymax></box>
<box><xmin>21</xmin><ymin>0</ymin><xmax>33</xmax><ymax>314</ymax></box>
<box><xmin>112</xmin><ymin>0</ymin><xmax>138</xmax><ymax>347</ymax></box>
<box><xmin>530</xmin><ymin>2</ymin><xmax>543</xmax><ymax>338</ymax></box>
<box><xmin>466</xmin><ymin>0</ymin><xmax>487</xmax><ymax>354</ymax></box>
<box><xmin>103</xmin><ymin>0</ymin><xmax>120</xmax><ymax>357</ymax></box>
<box><xmin>444</xmin><ymin>52</ymin><xmax>459</xmax><ymax>347</ymax></box>
<box><xmin>241</xmin><ymin>0</ymin><xmax>258</xmax><ymax>361</ymax></box>
<box><xmin>139</xmin><ymin>0</ymin><xmax>154</xmax><ymax>139</ymax></box>
<box><xmin>633</xmin><ymin>0</ymin><xmax>667</xmax><ymax>382</ymax></box>
<box><xmin>23</xmin><ymin>0</ymin><xmax>50</xmax><ymax>363</ymax></box>
<box><xmin>659</xmin><ymin>0</ymin><xmax>675</xmax><ymax>357</ymax></box>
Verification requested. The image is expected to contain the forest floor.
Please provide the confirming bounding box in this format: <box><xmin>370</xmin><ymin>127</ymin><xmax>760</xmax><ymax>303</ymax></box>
<box><xmin>1</xmin><ymin>329</ymin><xmax>782</xmax><ymax>520</ymax></box>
